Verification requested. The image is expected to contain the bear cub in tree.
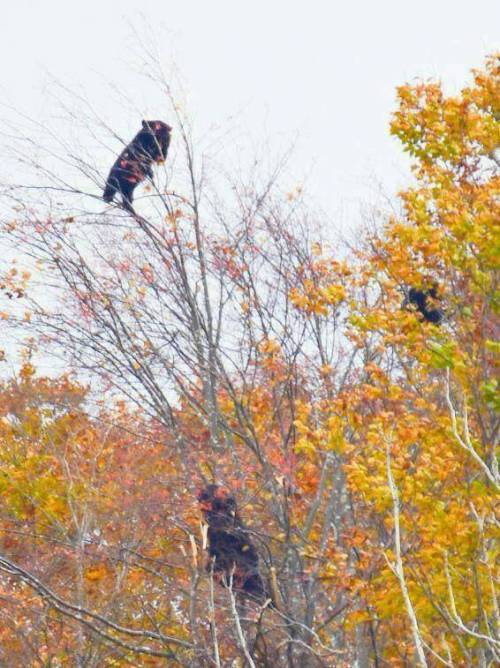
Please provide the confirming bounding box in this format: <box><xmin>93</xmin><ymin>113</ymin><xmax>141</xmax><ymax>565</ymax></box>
<box><xmin>103</xmin><ymin>120</ymin><xmax>172</xmax><ymax>213</ymax></box>
<box><xmin>198</xmin><ymin>484</ymin><xmax>269</xmax><ymax>604</ymax></box>
<box><xmin>407</xmin><ymin>285</ymin><xmax>443</xmax><ymax>324</ymax></box>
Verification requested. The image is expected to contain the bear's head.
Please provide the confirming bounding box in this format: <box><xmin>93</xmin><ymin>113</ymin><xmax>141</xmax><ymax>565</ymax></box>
<box><xmin>198</xmin><ymin>485</ymin><xmax>238</xmax><ymax>528</ymax></box>
<box><xmin>141</xmin><ymin>120</ymin><xmax>172</xmax><ymax>161</ymax></box>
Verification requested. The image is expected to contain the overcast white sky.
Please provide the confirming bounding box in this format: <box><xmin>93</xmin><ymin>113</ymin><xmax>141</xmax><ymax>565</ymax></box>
<box><xmin>1</xmin><ymin>0</ymin><xmax>499</xmax><ymax>224</ymax></box>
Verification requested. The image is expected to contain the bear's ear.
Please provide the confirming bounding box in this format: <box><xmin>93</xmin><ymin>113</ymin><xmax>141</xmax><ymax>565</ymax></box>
<box><xmin>142</xmin><ymin>120</ymin><xmax>149</xmax><ymax>129</ymax></box>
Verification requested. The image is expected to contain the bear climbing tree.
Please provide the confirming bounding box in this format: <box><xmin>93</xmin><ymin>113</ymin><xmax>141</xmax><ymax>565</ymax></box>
<box><xmin>407</xmin><ymin>285</ymin><xmax>443</xmax><ymax>324</ymax></box>
<box><xmin>198</xmin><ymin>485</ymin><xmax>269</xmax><ymax>604</ymax></box>
<box><xmin>103</xmin><ymin>120</ymin><xmax>171</xmax><ymax>214</ymax></box>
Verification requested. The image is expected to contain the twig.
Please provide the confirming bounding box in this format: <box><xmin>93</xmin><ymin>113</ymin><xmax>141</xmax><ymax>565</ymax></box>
<box><xmin>208</xmin><ymin>561</ymin><xmax>222</xmax><ymax>668</ymax></box>
<box><xmin>444</xmin><ymin>370</ymin><xmax>499</xmax><ymax>489</ymax></box>
<box><xmin>227</xmin><ymin>571</ymin><xmax>257</xmax><ymax>668</ymax></box>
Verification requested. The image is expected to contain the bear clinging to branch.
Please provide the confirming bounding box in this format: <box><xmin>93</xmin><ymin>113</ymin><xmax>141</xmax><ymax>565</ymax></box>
<box><xmin>407</xmin><ymin>285</ymin><xmax>443</xmax><ymax>324</ymax></box>
<box><xmin>198</xmin><ymin>485</ymin><xmax>269</xmax><ymax>604</ymax></box>
<box><xmin>103</xmin><ymin>120</ymin><xmax>171</xmax><ymax>214</ymax></box>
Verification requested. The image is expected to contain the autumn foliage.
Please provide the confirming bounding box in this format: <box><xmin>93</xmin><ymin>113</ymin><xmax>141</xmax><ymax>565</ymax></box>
<box><xmin>0</xmin><ymin>55</ymin><xmax>498</xmax><ymax>666</ymax></box>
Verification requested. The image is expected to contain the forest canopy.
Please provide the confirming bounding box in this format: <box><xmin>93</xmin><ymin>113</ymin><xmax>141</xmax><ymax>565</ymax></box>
<box><xmin>0</xmin><ymin>54</ymin><xmax>498</xmax><ymax>667</ymax></box>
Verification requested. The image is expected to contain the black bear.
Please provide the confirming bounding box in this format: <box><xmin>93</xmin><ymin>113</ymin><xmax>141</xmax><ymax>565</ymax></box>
<box><xmin>407</xmin><ymin>285</ymin><xmax>443</xmax><ymax>324</ymax></box>
<box><xmin>198</xmin><ymin>485</ymin><xmax>269</xmax><ymax>604</ymax></box>
<box><xmin>103</xmin><ymin>120</ymin><xmax>172</xmax><ymax>213</ymax></box>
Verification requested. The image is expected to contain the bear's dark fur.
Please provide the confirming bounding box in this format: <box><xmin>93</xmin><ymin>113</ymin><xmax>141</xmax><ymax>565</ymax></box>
<box><xmin>103</xmin><ymin>120</ymin><xmax>171</xmax><ymax>213</ymax></box>
<box><xmin>198</xmin><ymin>485</ymin><xmax>269</xmax><ymax>604</ymax></box>
<box><xmin>407</xmin><ymin>286</ymin><xmax>443</xmax><ymax>324</ymax></box>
